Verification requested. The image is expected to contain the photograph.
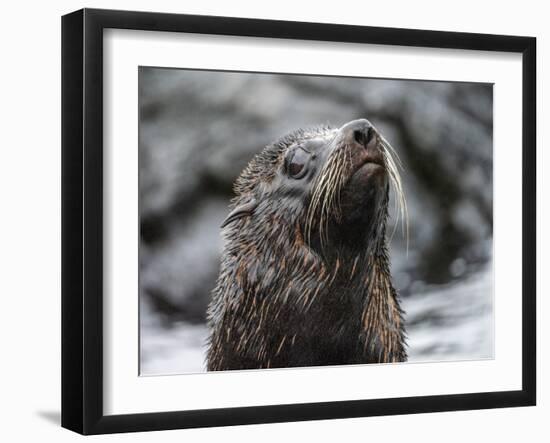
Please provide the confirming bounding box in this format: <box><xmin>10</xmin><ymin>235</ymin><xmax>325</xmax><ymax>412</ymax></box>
<box><xmin>0</xmin><ymin>0</ymin><xmax>543</xmax><ymax>440</ymax></box>
<box><xmin>59</xmin><ymin>3</ymin><xmax>539</xmax><ymax>437</ymax></box>
<box><xmin>138</xmin><ymin>67</ymin><xmax>494</xmax><ymax>375</ymax></box>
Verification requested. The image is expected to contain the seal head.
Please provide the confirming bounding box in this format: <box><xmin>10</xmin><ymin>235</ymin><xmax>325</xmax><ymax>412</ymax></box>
<box><xmin>207</xmin><ymin>119</ymin><xmax>407</xmax><ymax>370</ymax></box>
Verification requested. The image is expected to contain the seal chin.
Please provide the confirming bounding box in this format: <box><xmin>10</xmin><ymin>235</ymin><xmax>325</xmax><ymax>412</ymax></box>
<box><xmin>352</xmin><ymin>161</ymin><xmax>386</xmax><ymax>187</ymax></box>
<box><xmin>339</xmin><ymin>160</ymin><xmax>387</xmax><ymax>227</ymax></box>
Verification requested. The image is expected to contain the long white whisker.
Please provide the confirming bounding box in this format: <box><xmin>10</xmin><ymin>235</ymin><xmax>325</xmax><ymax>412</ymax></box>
<box><xmin>380</xmin><ymin>138</ymin><xmax>409</xmax><ymax>253</ymax></box>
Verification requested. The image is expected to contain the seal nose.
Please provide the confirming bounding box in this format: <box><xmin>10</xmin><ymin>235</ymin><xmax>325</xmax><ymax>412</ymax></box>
<box><xmin>353</xmin><ymin>126</ymin><xmax>375</xmax><ymax>148</ymax></box>
<box><xmin>340</xmin><ymin>119</ymin><xmax>385</xmax><ymax>167</ymax></box>
<box><xmin>340</xmin><ymin>119</ymin><xmax>376</xmax><ymax>150</ymax></box>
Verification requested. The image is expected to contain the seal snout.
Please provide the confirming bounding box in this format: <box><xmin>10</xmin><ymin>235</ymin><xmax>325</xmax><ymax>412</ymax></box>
<box><xmin>340</xmin><ymin>119</ymin><xmax>384</xmax><ymax>168</ymax></box>
<box><xmin>352</xmin><ymin>124</ymin><xmax>375</xmax><ymax>148</ymax></box>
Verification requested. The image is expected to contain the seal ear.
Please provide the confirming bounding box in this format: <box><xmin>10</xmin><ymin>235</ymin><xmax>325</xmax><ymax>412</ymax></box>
<box><xmin>220</xmin><ymin>198</ymin><xmax>257</xmax><ymax>229</ymax></box>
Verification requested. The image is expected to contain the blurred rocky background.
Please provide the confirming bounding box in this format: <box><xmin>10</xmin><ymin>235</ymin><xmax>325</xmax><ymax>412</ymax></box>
<box><xmin>139</xmin><ymin>67</ymin><xmax>493</xmax><ymax>375</ymax></box>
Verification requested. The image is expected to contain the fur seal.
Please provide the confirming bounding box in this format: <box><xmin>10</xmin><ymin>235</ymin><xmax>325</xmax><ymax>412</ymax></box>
<box><xmin>206</xmin><ymin>119</ymin><xmax>407</xmax><ymax>370</ymax></box>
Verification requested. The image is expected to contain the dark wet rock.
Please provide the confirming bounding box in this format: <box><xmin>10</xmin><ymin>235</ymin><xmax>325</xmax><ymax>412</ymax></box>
<box><xmin>140</xmin><ymin>199</ymin><xmax>227</xmax><ymax>323</ymax></box>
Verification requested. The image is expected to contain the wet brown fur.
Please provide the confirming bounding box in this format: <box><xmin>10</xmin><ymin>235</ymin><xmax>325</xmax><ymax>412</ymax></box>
<box><xmin>206</xmin><ymin>124</ymin><xmax>407</xmax><ymax>370</ymax></box>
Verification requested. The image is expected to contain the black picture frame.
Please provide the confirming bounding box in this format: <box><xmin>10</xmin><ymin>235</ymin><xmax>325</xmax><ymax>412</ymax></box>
<box><xmin>61</xmin><ymin>8</ymin><xmax>536</xmax><ymax>435</ymax></box>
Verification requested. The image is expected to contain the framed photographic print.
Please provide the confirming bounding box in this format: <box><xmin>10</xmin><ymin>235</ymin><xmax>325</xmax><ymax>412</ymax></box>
<box><xmin>61</xmin><ymin>8</ymin><xmax>536</xmax><ymax>435</ymax></box>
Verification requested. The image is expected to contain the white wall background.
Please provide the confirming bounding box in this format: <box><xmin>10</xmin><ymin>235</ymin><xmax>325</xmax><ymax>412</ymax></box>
<box><xmin>0</xmin><ymin>0</ymin><xmax>545</xmax><ymax>441</ymax></box>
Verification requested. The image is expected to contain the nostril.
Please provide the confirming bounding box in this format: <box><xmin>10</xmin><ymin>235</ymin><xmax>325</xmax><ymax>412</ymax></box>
<box><xmin>365</xmin><ymin>127</ymin><xmax>374</xmax><ymax>145</ymax></box>
<box><xmin>353</xmin><ymin>127</ymin><xmax>374</xmax><ymax>147</ymax></box>
<box><xmin>353</xmin><ymin>129</ymin><xmax>366</xmax><ymax>146</ymax></box>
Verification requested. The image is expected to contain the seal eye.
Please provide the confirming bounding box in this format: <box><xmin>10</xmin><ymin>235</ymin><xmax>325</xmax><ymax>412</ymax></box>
<box><xmin>287</xmin><ymin>147</ymin><xmax>310</xmax><ymax>179</ymax></box>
